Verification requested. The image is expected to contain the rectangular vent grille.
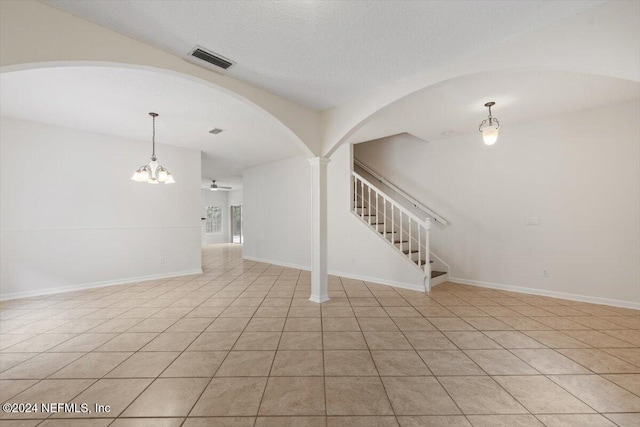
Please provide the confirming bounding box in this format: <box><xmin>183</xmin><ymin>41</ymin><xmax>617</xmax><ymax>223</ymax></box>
<box><xmin>191</xmin><ymin>48</ymin><xmax>233</xmax><ymax>70</ymax></box>
<box><xmin>209</xmin><ymin>128</ymin><xmax>224</xmax><ymax>135</ymax></box>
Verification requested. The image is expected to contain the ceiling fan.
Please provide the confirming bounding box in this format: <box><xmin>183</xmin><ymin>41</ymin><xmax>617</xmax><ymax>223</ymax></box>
<box><xmin>209</xmin><ymin>179</ymin><xmax>232</xmax><ymax>191</ymax></box>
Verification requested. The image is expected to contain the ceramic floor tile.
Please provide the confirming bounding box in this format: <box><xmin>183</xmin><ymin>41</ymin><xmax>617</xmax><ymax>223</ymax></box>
<box><xmin>111</xmin><ymin>419</ymin><xmax>184</xmax><ymax>427</ymax></box>
<box><xmin>95</xmin><ymin>333</ymin><xmax>158</xmax><ymax>352</ymax></box>
<box><xmin>323</xmin><ymin>331</ymin><xmax>368</xmax><ymax>350</ymax></box>
<box><xmin>255</xmin><ymin>416</ymin><xmax>325</xmax><ymax>427</ymax></box>
<box><xmin>0</xmin><ymin>379</ymin><xmax>38</xmax><ymax>402</ymax></box>
<box><xmin>258</xmin><ymin>377</ymin><xmax>325</xmax><ymax>415</ymax></box>
<box><xmin>548</xmin><ymin>375</ymin><xmax>640</xmax><ymax>412</ymax></box>
<box><xmin>270</xmin><ymin>350</ymin><xmax>323</xmax><ymax>376</ymax></box>
<box><xmin>483</xmin><ymin>331</ymin><xmax>547</xmax><ymax>349</ymax></box>
<box><xmin>418</xmin><ymin>350</ymin><xmax>485</xmax><ymax>376</ymax></box>
<box><xmin>465</xmin><ymin>415</ymin><xmax>544</xmax><ymax>426</ymax></box>
<box><xmin>404</xmin><ymin>331</ymin><xmax>457</xmax><ymax>350</ymax></box>
<box><xmin>363</xmin><ymin>332</ymin><xmax>412</xmax><ymax>349</ymax></box>
<box><xmin>324</xmin><ymin>350</ymin><xmax>378</xmax><ymax>376</ymax></box>
<box><xmin>322</xmin><ymin>317</ymin><xmax>361</xmax><ymax>331</ymax></box>
<box><xmin>161</xmin><ymin>351</ymin><xmax>227</xmax><ymax>377</ymax></box>
<box><xmin>215</xmin><ymin>351</ymin><xmax>275</xmax><ymax>376</ymax></box>
<box><xmin>536</xmin><ymin>414</ymin><xmax>617</xmax><ymax>427</ymax></box>
<box><xmin>329</xmin><ymin>416</ymin><xmax>400</xmax><ymax>427</ymax></box>
<box><xmin>557</xmin><ymin>348</ymin><xmax>640</xmax><ymax>373</ymax></box>
<box><xmin>396</xmin><ymin>416</ymin><xmax>471</xmax><ymax>426</ymax></box>
<box><xmin>190</xmin><ymin>377</ymin><xmax>268</xmax><ymax>416</ymax></box>
<box><xmin>49</xmin><ymin>352</ymin><xmax>132</xmax><ymax>378</ymax></box>
<box><xmin>439</xmin><ymin>376</ymin><xmax>527</xmax><ymax>415</ymax></box>
<box><xmin>58</xmin><ymin>378</ymin><xmax>152</xmax><ymax>418</ymax></box>
<box><xmin>105</xmin><ymin>352</ymin><xmax>179</xmax><ymax>378</ymax></box>
<box><xmin>278</xmin><ymin>332</ymin><xmax>323</xmax><ymax>350</ymax></box>
<box><xmin>186</xmin><ymin>332</ymin><xmax>241</xmax><ymax>351</ymax></box>
<box><xmin>122</xmin><ymin>378</ymin><xmax>209</xmax><ymax>417</ymax></box>
<box><xmin>371</xmin><ymin>350</ymin><xmax>431</xmax><ymax>376</ymax></box>
<box><xmin>232</xmin><ymin>332</ymin><xmax>281</xmax><ymax>350</ymax></box>
<box><xmin>0</xmin><ymin>352</ymin><xmax>84</xmax><ymax>379</ymax></box>
<box><xmin>494</xmin><ymin>376</ymin><xmax>594</xmax><ymax>414</ymax></box>
<box><xmin>443</xmin><ymin>332</ymin><xmax>502</xmax><ymax>350</ymax></box>
<box><xmin>603</xmin><ymin>413</ymin><xmax>640</xmax><ymax>427</ymax></box>
<box><xmin>510</xmin><ymin>349</ymin><xmax>591</xmax><ymax>374</ymax></box>
<box><xmin>141</xmin><ymin>332</ymin><xmax>199</xmax><ymax>351</ymax></box>
<box><xmin>325</xmin><ymin>377</ymin><xmax>394</xmax><ymax>415</ymax></box>
<box><xmin>464</xmin><ymin>350</ymin><xmax>539</xmax><ymax>375</ymax></box>
<box><xmin>382</xmin><ymin>376</ymin><xmax>460</xmax><ymax>415</ymax></box>
<box><xmin>602</xmin><ymin>373</ymin><xmax>640</xmax><ymax>395</ymax></box>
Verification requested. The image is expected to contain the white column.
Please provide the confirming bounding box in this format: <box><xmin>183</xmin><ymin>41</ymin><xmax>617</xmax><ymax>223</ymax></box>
<box><xmin>308</xmin><ymin>157</ymin><xmax>330</xmax><ymax>303</ymax></box>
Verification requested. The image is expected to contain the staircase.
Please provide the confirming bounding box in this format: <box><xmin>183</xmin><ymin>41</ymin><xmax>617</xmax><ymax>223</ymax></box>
<box><xmin>351</xmin><ymin>169</ymin><xmax>448</xmax><ymax>292</ymax></box>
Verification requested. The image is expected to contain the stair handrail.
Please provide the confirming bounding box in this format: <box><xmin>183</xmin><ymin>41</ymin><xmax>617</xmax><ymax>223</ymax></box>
<box><xmin>354</xmin><ymin>159</ymin><xmax>448</xmax><ymax>226</ymax></box>
<box><xmin>352</xmin><ymin>171</ymin><xmax>429</xmax><ymax>228</ymax></box>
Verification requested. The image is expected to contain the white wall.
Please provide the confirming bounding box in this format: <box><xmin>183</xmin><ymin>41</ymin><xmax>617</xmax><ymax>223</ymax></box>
<box><xmin>228</xmin><ymin>189</ymin><xmax>243</xmax><ymax>206</ymax></box>
<box><xmin>201</xmin><ymin>189</ymin><xmax>228</xmax><ymax>244</ymax></box>
<box><xmin>355</xmin><ymin>101</ymin><xmax>640</xmax><ymax>306</ymax></box>
<box><xmin>242</xmin><ymin>148</ymin><xmax>425</xmax><ymax>290</ymax></box>
<box><xmin>242</xmin><ymin>156</ymin><xmax>312</xmax><ymax>268</ymax></box>
<box><xmin>0</xmin><ymin>116</ymin><xmax>202</xmax><ymax>300</ymax></box>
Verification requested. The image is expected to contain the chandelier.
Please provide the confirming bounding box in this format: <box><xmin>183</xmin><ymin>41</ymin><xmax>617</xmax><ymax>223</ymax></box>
<box><xmin>131</xmin><ymin>112</ymin><xmax>175</xmax><ymax>184</ymax></box>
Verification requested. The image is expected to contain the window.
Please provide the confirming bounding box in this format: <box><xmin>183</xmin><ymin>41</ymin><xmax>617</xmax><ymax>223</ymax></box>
<box><xmin>206</xmin><ymin>206</ymin><xmax>222</xmax><ymax>234</ymax></box>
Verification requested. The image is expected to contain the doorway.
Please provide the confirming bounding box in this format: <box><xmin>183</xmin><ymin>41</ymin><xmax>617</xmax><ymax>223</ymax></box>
<box><xmin>230</xmin><ymin>205</ymin><xmax>243</xmax><ymax>244</ymax></box>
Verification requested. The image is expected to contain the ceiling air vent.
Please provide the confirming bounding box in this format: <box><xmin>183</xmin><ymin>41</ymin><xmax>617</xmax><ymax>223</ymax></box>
<box><xmin>209</xmin><ymin>128</ymin><xmax>224</xmax><ymax>135</ymax></box>
<box><xmin>186</xmin><ymin>46</ymin><xmax>234</xmax><ymax>72</ymax></box>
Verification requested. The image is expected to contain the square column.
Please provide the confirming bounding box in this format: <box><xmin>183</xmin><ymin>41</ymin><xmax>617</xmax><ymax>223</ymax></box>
<box><xmin>308</xmin><ymin>157</ymin><xmax>330</xmax><ymax>303</ymax></box>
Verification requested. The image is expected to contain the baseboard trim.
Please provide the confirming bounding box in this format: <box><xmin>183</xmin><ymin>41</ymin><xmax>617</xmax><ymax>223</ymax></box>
<box><xmin>242</xmin><ymin>255</ymin><xmax>425</xmax><ymax>292</ymax></box>
<box><xmin>242</xmin><ymin>255</ymin><xmax>310</xmax><ymax>271</ymax></box>
<box><xmin>430</xmin><ymin>273</ymin><xmax>449</xmax><ymax>288</ymax></box>
<box><xmin>329</xmin><ymin>269</ymin><xmax>425</xmax><ymax>292</ymax></box>
<box><xmin>448</xmin><ymin>276</ymin><xmax>640</xmax><ymax>310</ymax></box>
<box><xmin>0</xmin><ymin>269</ymin><xmax>204</xmax><ymax>302</ymax></box>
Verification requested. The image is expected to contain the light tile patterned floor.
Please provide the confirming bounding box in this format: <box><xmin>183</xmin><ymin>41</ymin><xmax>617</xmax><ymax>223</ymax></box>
<box><xmin>0</xmin><ymin>244</ymin><xmax>639</xmax><ymax>427</ymax></box>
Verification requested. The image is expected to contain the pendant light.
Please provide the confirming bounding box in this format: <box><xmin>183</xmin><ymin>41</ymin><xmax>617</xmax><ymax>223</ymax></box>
<box><xmin>478</xmin><ymin>101</ymin><xmax>500</xmax><ymax>145</ymax></box>
<box><xmin>131</xmin><ymin>112</ymin><xmax>175</xmax><ymax>184</ymax></box>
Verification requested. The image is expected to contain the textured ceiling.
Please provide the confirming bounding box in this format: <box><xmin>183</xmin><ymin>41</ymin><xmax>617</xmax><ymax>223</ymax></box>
<box><xmin>349</xmin><ymin>69</ymin><xmax>640</xmax><ymax>144</ymax></box>
<box><xmin>0</xmin><ymin>66</ymin><xmax>304</xmax><ymax>187</ymax></box>
<box><xmin>42</xmin><ymin>0</ymin><xmax>607</xmax><ymax>110</ymax></box>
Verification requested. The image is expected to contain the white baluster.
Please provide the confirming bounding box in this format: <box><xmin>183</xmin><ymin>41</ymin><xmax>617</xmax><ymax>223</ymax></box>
<box><xmin>360</xmin><ymin>180</ymin><xmax>364</xmax><ymax>219</ymax></box>
<box><xmin>383</xmin><ymin>198</ymin><xmax>387</xmax><ymax>240</ymax></box>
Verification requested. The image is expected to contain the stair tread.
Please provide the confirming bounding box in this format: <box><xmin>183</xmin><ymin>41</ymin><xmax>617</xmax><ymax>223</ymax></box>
<box><xmin>431</xmin><ymin>271</ymin><xmax>447</xmax><ymax>279</ymax></box>
<box><xmin>414</xmin><ymin>259</ymin><xmax>435</xmax><ymax>265</ymax></box>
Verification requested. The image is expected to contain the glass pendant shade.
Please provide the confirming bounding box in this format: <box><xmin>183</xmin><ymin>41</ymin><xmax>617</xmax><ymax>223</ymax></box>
<box><xmin>132</xmin><ymin>112</ymin><xmax>175</xmax><ymax>184</ymax></box>
<box><xmin>481</xmin><ymin>125</ymin><xmax>499</xmax><ymax>145</ymax></box>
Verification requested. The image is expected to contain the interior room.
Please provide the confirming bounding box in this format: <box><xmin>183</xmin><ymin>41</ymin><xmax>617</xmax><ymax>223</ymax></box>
<box><xmin>1</xmin><ymin>1</ymin><xmax>639</xmax><ymax>426</ymax></box>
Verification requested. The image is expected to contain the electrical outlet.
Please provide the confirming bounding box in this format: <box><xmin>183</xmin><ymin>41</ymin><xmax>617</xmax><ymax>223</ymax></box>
<box><xmin>543</xmin><ymin>269</ymin><xmax>549</xmax><ymax>277</ymax></box>
<box><xmin>160</xmin><ymin>257</ymin><xmax>165</xmax><ymax>264</ymax></box>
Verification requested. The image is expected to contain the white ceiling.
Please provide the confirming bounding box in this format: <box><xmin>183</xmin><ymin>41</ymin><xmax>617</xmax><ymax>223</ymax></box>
<box><xmin>42</xmin><ymin>0</ymin><xmax>607</xmax><ymax>110</ymax></box>
<box><xmin>348</xmin><ymin>69</ymin><xmax>640</xmax><ymax>144</ymax></box>
<box><xmin>0</xmin><ymin>66</ymin><xmax>305</xmax><ymax>188</ymax></box>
